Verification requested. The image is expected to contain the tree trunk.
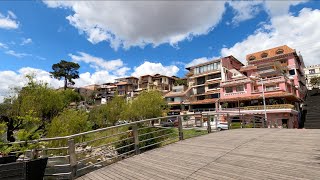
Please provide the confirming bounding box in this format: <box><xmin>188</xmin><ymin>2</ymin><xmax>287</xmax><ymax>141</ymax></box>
<box><xmin>64</xmin><ymin>77</ymin><xmax>67</xmax><ymax>90</ymax></box>
<box><xmin>0</xmin><ymin>116</ymin><xmax>15</xmax><ymax>142</ymax></box>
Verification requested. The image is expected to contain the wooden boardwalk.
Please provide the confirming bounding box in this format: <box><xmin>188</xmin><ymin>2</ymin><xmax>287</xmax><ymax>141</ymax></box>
<box><xmin>77</xmin><ymin>129</ymin><xmax>320</xmax><ymax>180</ymax></box>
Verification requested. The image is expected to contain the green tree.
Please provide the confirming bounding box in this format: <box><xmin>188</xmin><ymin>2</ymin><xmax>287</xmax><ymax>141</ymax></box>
<box><xmin>310</xmin><ymin>76</ymin><xmax>320</xmax><ymax>88</ymax></box>
<box><xmin>0</xmin><ymin>75</ymin><xmax>80</xmax><ymax>142</ymax></box>
<box><xmin>47</xmin><ymin>109</ymin><xmax>90</xmax><ymax>137</ymax></box>
<box><xmin>50</xmin><ymin>60</ymin><xmax>80</xmax><ymax>90</ymax></box>
<box><xmin>174</xmin><ymin>79</ymin><xmax>187</xmax><ymax>86</ymax></box>
<box><xmin>88</xmin><ymin>105</ymin><xmax>107</xmax><ymax>129</ymax></box>
<box><xmin>124</xmin><ymin>90</ymin><xmax>167</xmax><ymax>121</ymax></box>
<box><xmin>105</xmin><ymin>95</ymin><xmax>127</xmax><ymax>126</ymax></box>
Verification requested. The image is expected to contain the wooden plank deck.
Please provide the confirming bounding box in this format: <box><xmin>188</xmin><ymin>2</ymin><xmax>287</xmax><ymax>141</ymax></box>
<box><xmin>77</xmin><ymin>129</ymin><xmax>320</xmax><ymax>180</ymax></box>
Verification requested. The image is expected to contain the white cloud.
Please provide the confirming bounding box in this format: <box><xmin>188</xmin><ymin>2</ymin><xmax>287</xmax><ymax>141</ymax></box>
<box><xmin>228</xmin><ymin>1</ymin><xmax>263</xmax><ymax>25</ymax></box>
<box><xmin>0</xmin><ymin>67</ymin><xmax>121</xmax><ymax>102</ymax></box>
<box><xmin>5</xmin><ymin>50</ymin><xmax>31</xmax><ymax>58</ymax></box>
<box><xmin>221</xmin><ymin>8</ymin><xmax>320</xmax><ymax>66</ymax></box>
<box><xmin>0</xmin><ymin>42</ymin><xmax>8</xmax><ymax>49</ymax></box>
<box><xmin>264</xmin><ymin>1</ymin><xmax>308</xmax><ymax>17</ymax></box>
<box><xmin>0</xmin><ymin>11</ymin><xmax>19</xmax><ymax>29</ymax></box>
<box><xmin>131</xmin><ymin>61</ymin><xmax>179</xmax><ymax>77</ymax></box>
<box><xmin>44</xmin><ymin>1</ymin><xmax>226</xmax><ymax>50</ymax></box>
<box><xmin>69</xmin><ymin>52</ymin><xmax>127</xmax><ymax>72</ymax></box>
<box><xmin>0</xmin><ymin>67</ymin><xmax>63</xmax><ymax>102</ymax></box>
<box><xmin>20</xmin><ymin>38</ymin><xmax>33</xmax><ymax>45</ymax></box>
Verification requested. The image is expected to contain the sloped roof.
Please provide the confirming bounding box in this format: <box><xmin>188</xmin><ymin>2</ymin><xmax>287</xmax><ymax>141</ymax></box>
<box><xmin>246</xmin><ymin>45</ymin><xmax>295</xmax><ymax>61</ymax></box>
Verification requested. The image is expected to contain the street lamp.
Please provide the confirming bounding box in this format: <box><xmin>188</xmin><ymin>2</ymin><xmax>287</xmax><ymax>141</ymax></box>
<box><xmin>260</xmin><ymin>77</ymin><xmax>268</xmax><ymax>127</ymax></box>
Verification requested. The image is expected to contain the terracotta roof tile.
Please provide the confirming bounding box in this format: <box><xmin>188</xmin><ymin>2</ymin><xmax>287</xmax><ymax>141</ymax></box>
<box><xmin>246</xmin><ymin>45</ymin><xmax>295</xmax><ymax>62</ymax></box>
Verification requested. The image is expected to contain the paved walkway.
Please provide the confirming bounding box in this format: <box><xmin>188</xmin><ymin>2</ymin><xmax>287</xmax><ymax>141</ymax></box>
<box><xmin>77</xmin><ymin>129</ymin><xmax>320</xmax><ymax>180</ymax></box>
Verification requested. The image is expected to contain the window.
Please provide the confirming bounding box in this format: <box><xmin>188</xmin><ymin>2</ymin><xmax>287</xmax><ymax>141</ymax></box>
<box><xmin>225</xmin><ymin>87</ymin><xmax>233</xmax><ymax>93</ymax></box>
<box><xmin>208</xmin><ymin>83</ymin><xmax>220</xmax><ymax>89</ymax></box>
<box><xmin>289</xmin><ymin>69</ymin><xmax>295</xmax><ymax>75</ymax></box>
<box><xmin>236</xmin><ymin>85</ymin><xmax>244</xmax><ymax>92</ymax></box>
<box><xmin>208</xmin><ymin>73</ymin><xmax>221</xmax><ymax>79</ymax></box>
<box><xmin>196</xmin><ymin>77</ymin><xmax>205</xmax><ymax>85</ymax></box>
<box><xmin>197</xmin><ymin>86</ymin><xmax>205</xmax><ymax>94</ymax></box>
<box><xmin>197</xmin><ymin>96</ymin><xmax>205</xmax><ymax>100</ymax></box>
<box><xmin>261</xmin><ymin>52</ymin><xmax>268</xmax><ymax>58</ymax></box>
<box><xmin>210</xmin><ymin>93</ymin><xmax>220</xmax><ymax>98</ymax></box>
<box><xmin>309</xmin><ymin>69</ymin><xmax>315</xmax><ymax>74</ymax></box>
<box><xmin>266</xmin><ymin>85</ymin><xmax>278</xmax><ymax>91</ymax></box>
<box><xmin>249</xmin><ymin>56</ymin><xmax>256</xmax><ymax>61</ymax></box>
<box><xmin>276</xmin><ymin>49</ymin><xmax>284</xmax><ymax>54</ymax></box>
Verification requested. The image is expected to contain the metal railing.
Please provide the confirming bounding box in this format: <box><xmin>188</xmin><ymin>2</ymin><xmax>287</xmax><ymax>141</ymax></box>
<box><xmin>1</xmin><ymin>113</ymin><xmax>267</xmax><ymax>179</ymax></box>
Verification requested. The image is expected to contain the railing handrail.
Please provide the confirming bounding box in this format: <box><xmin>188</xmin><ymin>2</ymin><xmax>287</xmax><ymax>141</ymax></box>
<box><xmin>4</xmin><ymin>115</ymin><xmax>183</xmax><ymax>145</ymax></box>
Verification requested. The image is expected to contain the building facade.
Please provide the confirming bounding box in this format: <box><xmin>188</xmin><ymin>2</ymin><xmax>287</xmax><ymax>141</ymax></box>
<box><xmin>219</xmin><ymin>45</ymin><xmax>307</xmax><ymax>128</ymax></box>
<box><xmin>186</xmin><ymin>56</ymin><xmax>243</xmax><ymax>112</ymax></box>
<box><xmin>304</xmin><ymin>64</ymin><xmax>320</xmax><ymax>90</ymax></box>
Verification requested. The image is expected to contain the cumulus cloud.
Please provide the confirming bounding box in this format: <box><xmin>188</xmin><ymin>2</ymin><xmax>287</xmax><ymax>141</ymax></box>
<box><xmin>0</xmin><ymin>11</ymin><xmax>19</xmax><ymax>29</ymax></box>
<box><xmin>0</xmin><ymin>67</ymin><xmax>63</xmax><ymax>102</ymax></box>
<box><xmin>44</xmin><ymin>1</ymin><xmax>226</xmax><ymax>50</ymax></box>
<box><xmin>0</xmin><ymin>66</ymin><xmax>121</xmax><ymax>102</ymax></box>
<box><xmin>228</xmin><ymin>1</ymin><xmax>263</xmax><ymax>25</ymax></box>
<box><xmin>221</xmin><ymin>8</ymin><xmax>320</xmax><ymax>66</ymax></box>
<box><xmin>69</xmin><ymin>52</ymin><xmax>127</xmax><ymax>72</ymax></box>
<box><xmin>131</xmin><ymin>61</ymin><xmax>179</xmax><ymax>77</ymax></box>
<box><xmin>20</xmin><ymin>38</ymin><xmax>33</xmax><ymax>45</ymax></box>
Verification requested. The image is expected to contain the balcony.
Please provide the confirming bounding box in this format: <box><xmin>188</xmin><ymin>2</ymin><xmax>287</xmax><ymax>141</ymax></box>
<box><xmin>256</xmin><ymin>76</ymin><xmax>286</xmax><ymax>85</ymax></box>
<box><xmin>243</xmin><ymin>104</ymin><xmax>295</xmax><ymax>110</ymax></box>
<box><xmin>221</xmin><ymin>78</ymin><xmax>252</xmax><ymax>87</ymax></box>
<box><xmin>224</xmin><ymin>91</ymin><xmax>247</xmax><ymax>96</ymax></box>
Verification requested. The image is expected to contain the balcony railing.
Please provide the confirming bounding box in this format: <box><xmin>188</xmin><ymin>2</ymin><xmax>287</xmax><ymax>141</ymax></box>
<box><xmin>243</xmin><ymin>104</ymin><xmax>295</xmax><ymax>110</ymax></box>
<box><xmin>221</xmin><ymin>78</ymin><xmax>252</xmax><ymax>87</ymax></box>
<box><xmin>256</xmin><ymin>76</ymin><xmax>286</xmax><ymax>85</ymax></box>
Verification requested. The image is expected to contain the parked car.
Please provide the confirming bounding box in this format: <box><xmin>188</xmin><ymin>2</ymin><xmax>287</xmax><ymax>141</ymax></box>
<box><xmin>161</xmin><ymin>119</ymin><xmax>178</xmax><ymax>127</ymax></box>
<box><xmin>212</xmin><ymin>122</ymin><xmax>229</xmax><ymax>131</ymax></box>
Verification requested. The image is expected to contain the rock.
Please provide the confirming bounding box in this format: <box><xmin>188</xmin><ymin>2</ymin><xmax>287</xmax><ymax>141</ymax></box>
<box><xmin>97</xmin><ymin>158</ymin><xmax>101</xmax><ymax>162</ymax></box>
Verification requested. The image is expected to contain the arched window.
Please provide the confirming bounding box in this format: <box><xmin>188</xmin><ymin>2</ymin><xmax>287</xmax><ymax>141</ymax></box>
<box><xmin>261</xmin><ymin>52</ymin><xmax>268</xmax><ymax>58</ymax></box>
<box><xmin>276</xmin><ymin>49</ymin><xmax>284</xmax><ymax>54</ymax></box>
<box><xmin>249</xmin><ymin>56</ymin><xmax>256</xmax><ymax>61</ymax></box>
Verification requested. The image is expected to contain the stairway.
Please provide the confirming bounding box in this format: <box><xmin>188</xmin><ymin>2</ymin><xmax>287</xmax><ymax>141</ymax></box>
<box><xmin>304</xmin><ymin>89</ymin><xmax>320</xmax><ymax>129</ymax></box>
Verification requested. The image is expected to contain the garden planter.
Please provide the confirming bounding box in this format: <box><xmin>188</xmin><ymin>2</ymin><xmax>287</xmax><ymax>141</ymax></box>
<box><xmin>0</xmin><ymin>157</ymin><xmax>48</xmax><ymax>180</ymax></box>
<box><xmin>0</xmin><ymin>155</ymin><xmax>17</xmax><ymax>164</ymax></box>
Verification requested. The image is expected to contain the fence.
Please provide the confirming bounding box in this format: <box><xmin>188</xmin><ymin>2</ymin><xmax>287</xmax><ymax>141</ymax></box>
<box><xmin>2</xmin><ymin>112</ymin><xmax>266</xmax><ymax>179</ymax></box>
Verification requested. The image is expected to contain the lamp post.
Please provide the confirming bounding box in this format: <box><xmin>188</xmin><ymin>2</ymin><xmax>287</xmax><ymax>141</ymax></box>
<box><xmin>260</xmin><ymin>78</ymin><xmax>268</xmax><ymax>127</ymax></box>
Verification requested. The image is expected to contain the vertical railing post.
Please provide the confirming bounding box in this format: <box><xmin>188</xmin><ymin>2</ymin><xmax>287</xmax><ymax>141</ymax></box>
<box><xmin>178</xmin><ymin>116</ymin><xmax>184</xmax><ymax>140</ymax></box>
<box><xmin>227</xmin><ymin>113</ymin><xmax>231</xmax><ymax>130</ymax></box>
<box><xmin>253</xmin><ymin>118</ymin><xmax>256</xmax><ymax>128</ymax></box>
<box><xmin>207</xmin><ymin>114</ymin><xmax>211</xmax><ymax>133</ymax></box>
<box><xmin>132</xmin><ymin>124</ymin><xmax>140</xmax><ymax>155</ymax></box>
<box><xmin>68</xmin><ymin>138</ymin><xmax>77</xmax><ymax>180</ymax></box>
<box><xmin>215</xmin><ymin>114</ymin><xmax>218</xmax><ymax>131</ymax></box>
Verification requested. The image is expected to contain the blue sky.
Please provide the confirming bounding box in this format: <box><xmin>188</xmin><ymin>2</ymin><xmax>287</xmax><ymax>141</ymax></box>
<box><xmin>0</xmin><ymin>1</ymin><xmax>320</xmax><ymax>101</ymax></box>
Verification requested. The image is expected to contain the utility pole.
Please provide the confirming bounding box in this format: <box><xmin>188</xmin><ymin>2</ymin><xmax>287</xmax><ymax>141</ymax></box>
<box><xmin>260</xmin><ymin>78</ymin><xmax>268</xmax><ymax>127</ymax></box>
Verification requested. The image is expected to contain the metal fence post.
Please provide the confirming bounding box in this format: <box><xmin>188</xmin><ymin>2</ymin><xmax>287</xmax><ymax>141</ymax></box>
<box><xmin>207</xmin><ymin>114</ymin><xmax>211</xmax><ymax>133</ymax></box>
<box><xmin>227</xmin><ymin>113</ymin><xmax>231</xmax><ymax>130</ymax></box>
<box><xmin>68</xmin><ymin>138</ymin><xmax>77</xmax><ymax>180</ymax></box>
<box><xmin>178</xmin><ymin>116</ymin><xmax>184</xmax><ymax>140</ymax></box>
<box><xmin>132</xmin><ymin>124</ymin><xmax>140</xmax><ymax>155</ymax></box>
<box><xmin>215</xmin><ymin>114</ymin><xmax>218</xmax><ymax>131</ymax></box>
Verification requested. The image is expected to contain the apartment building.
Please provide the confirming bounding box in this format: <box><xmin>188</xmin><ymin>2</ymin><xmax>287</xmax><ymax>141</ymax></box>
<box><xmin>96</xmin><ymin>83</ymin><xmax>117</xmax><ymax>104</ymax></box>
<box><xmin>164</xmin><ymin>85</ymin><xmax>192</xmax><ymax>115</ymax></box>
<box><xmin>139</xmin><ymin>74</ymin><xmax>176</xmax><ymax>93</ymax></box>
<box><xmin>186</xmin><ymin>56</ymin><xmax>243</xmax><ymax>112</ymax></box>
<box><xmin>219</xmin><ymin>45</ymin><xmax>307</xmax><ymax>128</ymax></box>
<box><xmin>304</xmin><ymin>64</ymin><xmax>320</xmax><ymax>90</ymax></box>
<box><xmin>115</xmin><ymin>76</ymin><xmax>139</xmax><ymax>101</ymax></box>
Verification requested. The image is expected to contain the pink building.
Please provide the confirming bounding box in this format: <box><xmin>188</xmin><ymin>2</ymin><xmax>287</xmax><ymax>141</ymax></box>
<box><xmin>219</xmin><ymin>45</ymin><xmax>307</xmax><ymax>128</ymax></box>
